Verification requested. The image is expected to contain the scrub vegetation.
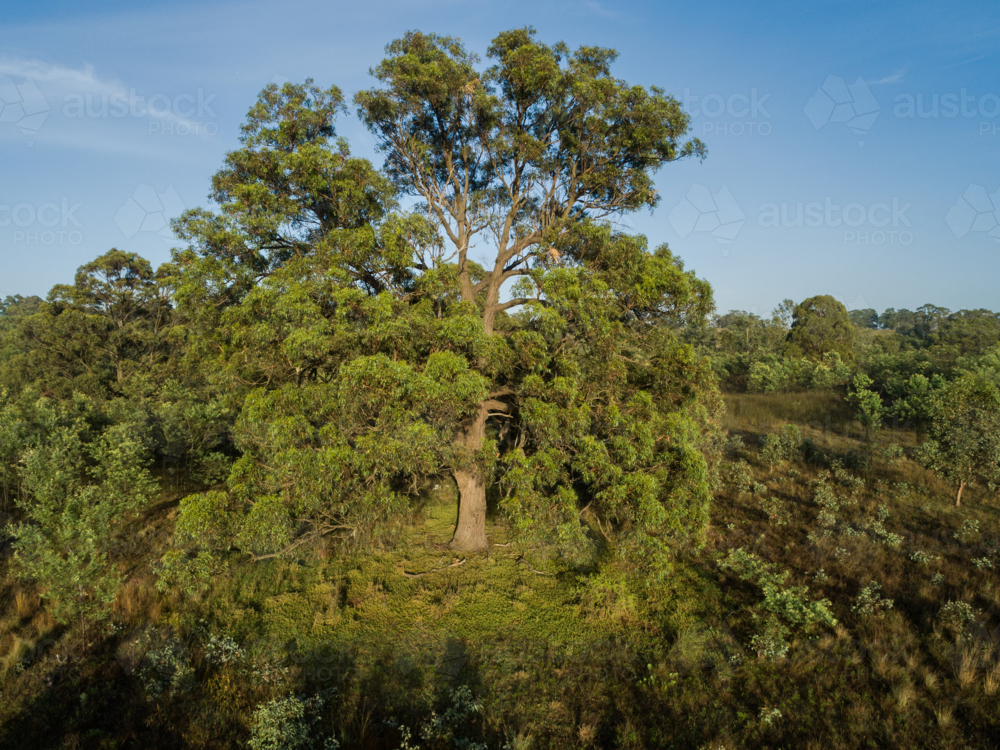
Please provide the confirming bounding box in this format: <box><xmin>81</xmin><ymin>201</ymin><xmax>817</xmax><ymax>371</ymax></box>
<box><xmin>1</xmin><ymin>28</ymin><xmax>998</xmax><ymax>750</ymax></box>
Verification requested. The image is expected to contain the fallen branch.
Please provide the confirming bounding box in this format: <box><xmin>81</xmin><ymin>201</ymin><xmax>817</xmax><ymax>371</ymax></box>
<box><xmin>400</xmin><ymin>558</ymin><xmax>467</xmax><ymax>578</ymax></box>
<box><xmin>509</xmin><ymin>554</ymin><xmax>554</xmax><ymax>576</ymax></box>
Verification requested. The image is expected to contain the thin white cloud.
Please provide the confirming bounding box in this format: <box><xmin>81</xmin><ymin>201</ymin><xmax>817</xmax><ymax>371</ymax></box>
<box><xmin>0</xmin><ymin>57</ymin><xmax>214</xmax><ymax>133</ymax></box>
<box><xmin>868</xmin><ymin>69</ymin><xmax>905</xmax><ymax>85</ymax></box>
<box><xmin>943</xmin><ymin>53</ymin><xmax>991</xmax><ymax>70</ymax></box>
<box><xmin>0</xmin><ymin>59</ymin><xmax>117</xmax><ymax>95</ymax></box>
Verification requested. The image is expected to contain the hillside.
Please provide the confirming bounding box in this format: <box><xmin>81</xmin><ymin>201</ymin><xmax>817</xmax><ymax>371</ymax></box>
<box><xmin>2</xmin><ymin>389</ymin><xmax>998</xmax><ymax>749</ymax></box>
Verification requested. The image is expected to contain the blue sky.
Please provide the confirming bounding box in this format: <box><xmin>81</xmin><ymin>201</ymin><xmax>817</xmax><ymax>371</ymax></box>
<box><xmin>2</xmin><ymin>0</ymin><xmax>999</xmax><ymax>316</ymax></box>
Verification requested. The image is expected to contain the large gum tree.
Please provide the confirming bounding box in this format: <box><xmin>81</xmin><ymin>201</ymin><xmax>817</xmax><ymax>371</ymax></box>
<box><xmin>355</xmin><ymin>29</ymin><xmax>711</xmax><ymax>551</ymax></box>
<box><xmin>166</xmin><ymin>29</ymin><xmax>720</xmax><ymax>571</ymax></box>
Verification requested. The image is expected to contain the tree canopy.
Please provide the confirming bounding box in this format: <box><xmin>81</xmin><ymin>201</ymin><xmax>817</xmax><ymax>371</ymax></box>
<box><xmin>159</xmin><ymin>27</ymin><xmax>719</xmax><ymax>582</ymax></box>
<box><xmin>919</xmin><ymin>373</ymin><xmax>1000</xmax><ymax>506</ymax></box>
<box><xmin>784</xmin><ymin>295</ymin><xmax>855</xmax><ymax>362</ymax></box>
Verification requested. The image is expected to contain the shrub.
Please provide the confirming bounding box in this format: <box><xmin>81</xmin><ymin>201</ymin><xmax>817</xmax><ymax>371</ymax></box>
<box><xmin>759</xmin><ymin>434</ymin><xmax>785</xmax><ymax>474</ymax></box>
<box><xmin>203</xmin><ymin>633</ymin><xmax>246</xmax><ymax>666</ymax></box>
<box><xmin>939</xmin><ymin>601</ymin><xmax>980</xmax><ymax>638</ymax></box>
<box><xmin>391</xmin><ymin>686</ymin><xmax>487</xmax><ymax>750</ymax></box>
<box><xmin>758</xmin><ymin>496</ymin><xmax>790</xmax><ymax>526</ymax></box>
<box><xmin>880</xmin><ymin>443</ymin><xmax>905</xmax><ymax>464</ymax></box>
<box><xmin>138</xmin><ymin>639</ymin><xmax>196</xmax><ymax>700</ymax></box>
<box><xmin>861</xmin><ymin>505</ymin><xmax>903</xmax><ymax>547</ymax></box>
<box><xmin>759</xmin><ymin>707</ymin><xmax>783</xmax><ymax>726</ymax></box>
<box><xmin>852</xmin><ymin>581</ymin><xmax>893</xmax><ymax>619</ymax></box>
<box><xmin>728</xmin><ymin>460</ymin><xmax>754</xmax><ymax>495</ymax></box>
<box><xmin>719</xmin><ymin>547</ymin><xmax>837</xmax><ymax>658</ymax></box>
<box><xmin>248</xmin><ymin>693</ymin><xmax>336</xmax><ymax>750</ymax></box>
<box><xmin>759</xmin><ymin>425</ymin><xmax>802</xmax><ymax>473</ymax></box>
<box><xmin>954</xmin><ymin>519</ymin><xmax>980</xmax><ymax>544</ymax></box>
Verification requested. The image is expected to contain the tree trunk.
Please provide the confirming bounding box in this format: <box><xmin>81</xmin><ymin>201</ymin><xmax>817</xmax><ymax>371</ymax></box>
<box><xmin>450</xmin><ymin>466</ymin><xmax>489</xmax><ymax>551</ymax></box>
<box><xmin>449</xmin><ymin>403</ymin><xmax>490</xmax><ymax>552</ymax></box>
<box><xmin>956</xmin><ymin>480</ymin><xmax>965</xmax><ymax>507</ymax></box>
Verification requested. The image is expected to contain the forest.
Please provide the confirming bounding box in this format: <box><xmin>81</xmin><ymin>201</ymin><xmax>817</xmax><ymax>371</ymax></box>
<box><xmin>1</xmin><ymin>28</ymin><xmax>999</xmax><ymax>750</ymax></box>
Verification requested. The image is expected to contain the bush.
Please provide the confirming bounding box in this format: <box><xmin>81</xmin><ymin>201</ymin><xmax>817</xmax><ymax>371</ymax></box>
<box><xmin>728</xmin><ymin>460</ymin><xmax>753</xmax><ymax>495</ymax></box>
<box><xmin>851</xmin><ymin>581</ymin><xmax>893</xmax><ymax>619</ymax></box>
<box><xmin>719</xmin><ymin>547</ymin><xmax>837</xmax><ymax>660</ymax></box>
<box><xmin>391</xmin><ymin>686</ymin><xmax>487</xmax><ymax>750</ymax></box>
<box><xmin>249</xmin><ymin>693</ymin><xmax>336</xmax><ymax>750</ymax></box>
<box><xmin>939</xmin><ymin>601</ymin><xmax>980</xmax><ymax>639</ymax></box>
<box><xmin>138</xmin><ymin>639</ymin><xmax>196</xmax><ymax>700</ymax></box>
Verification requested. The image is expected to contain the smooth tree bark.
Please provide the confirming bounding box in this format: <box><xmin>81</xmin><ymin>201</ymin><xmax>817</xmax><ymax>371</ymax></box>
<box><xmin>451</xmin><ymin>404</ymin><xmax>490</xmax><ymax>550</ymax></box>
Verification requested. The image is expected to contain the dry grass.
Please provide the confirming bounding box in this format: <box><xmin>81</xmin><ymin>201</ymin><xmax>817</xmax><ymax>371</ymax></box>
<box><xmin>984</xmin><ymin>664</ymin><xmax>1000</xmax><ymax>695</ymax></box>
<box><xmin>113</xmin><ymin>575</ymin><xmax>161</xmax><ymax>624</ymax></box>
<box><xmin>934</xmin><ymin>702</ymin><xmax>954</xmax><ymax>728</ymax></box>
<box><xmin>893</xmin><ymin>681</ymin><xmax>917</xmax><ymax>710</ymax></box>
<box><xmin>14</xmin><ymin>589</ymin><xmax>39</xmax><ymax>620</ymax></box>
<box><xmin>0</xmin><ymin>386</ymin><xmax>997</xmax><ymax>749</ymax></box>
<box><xmin>708</xmin><ymin>387</ymin><xmax>1000</xmax><ymax>745</ymax></box>
<box><xmin>0</xmin><ymin>633</ymin><xmax>33</xmax><ymax>678</ymax></box>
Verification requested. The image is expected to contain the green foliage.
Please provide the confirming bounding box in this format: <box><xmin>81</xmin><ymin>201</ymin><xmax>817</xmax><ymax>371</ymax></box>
<box><xmin>727</xmin><ymin>460</ymin><xmax>753</xmax><ymax>495</ymax></box>
<box><xmin>758</xmin><ymin>496</ymin><xmax>790</xmax><ymax>526</ymax></box>
<box><xmin>759</xmin><ymin>424</ymin><xmax>802</xmax><ymax>472</ymax></box>
<box><xmin>166</xmin><ymin>39</ymin><xmax>722</xmax><ymax>565</ymax></box>
<box><xmin>248</xmin><ymin>693</ymin><xmax>336</xmax><ymax>750</ymax></box>
<box><xmin>138</xmin><ymin>638</ymin><xmax>196</xmax><ymax>699</ymax></box>
<box><xmin>847</xmin><ymin>374</ymin><xmax>883</xmax><ymax>441</ymax></box>
<box><xmin>784</xmin><ymin>295</ymin><xmax>855</xmax><ymax>362</ymax></box>
<box><xmin>918</xmin><ymin>373</ymin><xmax>1000</xmax><ymax>505</ymax></box>
<box><xmin>849</xmin><ymin>308</ymin><xmax>879</xmax><ymax>329</ymax></box>
<box><xmin>5</xmin><ymin>399</ymin><xmax>158</xmax><ymax>636</ymax></box>
<box><xmin>939</xmin><ymin>601</ymin><xmax>980</xmax><ymax>640</ymax></box>
<box><xmin>953</xmin><ymin>518</ymin><xmax>980</xmax><ymax>544</ymax></box>
<box><xmin>886</xmin><ymin>373</ymin><xmax>945</xmax><ymax>427</ymax></box>
<box><xmin>859</xmin><ymin>504</ymin><xmax>903</xmax><ymax>547</ymax></box>
<box><xmin>719</xmin><ymin>547</ymin><xmax>837</xmax><ymax>659</ymax></box>
<box><xmin>746</xmin><ymin>352</ymin><xmax>851</xmax><ymax>394</ymax></box>
<box><xmin>719</xmin><ymin>547</ymin><xmax>836</xmax><ymax>663</ymax></box>
<box><xmin>0</xmin><ymin>250</ymin><xmax>174</xmax><ymax>399</ymax></box>
<box><xmin>851</xmin><ymin>581</ymin><xmax>893</xmax><ymax>619</ymax></box>
<box><xmin>391</xmin><ymin>686</ymin><xmax>487</xmax><ymax>750</ymax></box>
<box><xmin>710</xmin><ymin>310</ymin><xmax>789</xmax><ymax>390</ymax></box>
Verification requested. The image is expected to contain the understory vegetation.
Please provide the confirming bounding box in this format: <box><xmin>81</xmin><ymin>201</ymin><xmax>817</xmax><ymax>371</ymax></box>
<box><xmin>2</xmin><ymin>26</ymin><xmax>999</xmax><ymax>750</ymax></box>
<box><xmin>2</xmin><ymin>389</ymin><xmax>999</xmax><ymax>749</ymax></box>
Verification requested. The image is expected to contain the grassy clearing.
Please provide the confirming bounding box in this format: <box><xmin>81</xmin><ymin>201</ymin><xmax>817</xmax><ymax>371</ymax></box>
<box><xmin>1</xmin><ymin>389</ymin><xmax>999</xmax><ymax>748</ymax></box>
